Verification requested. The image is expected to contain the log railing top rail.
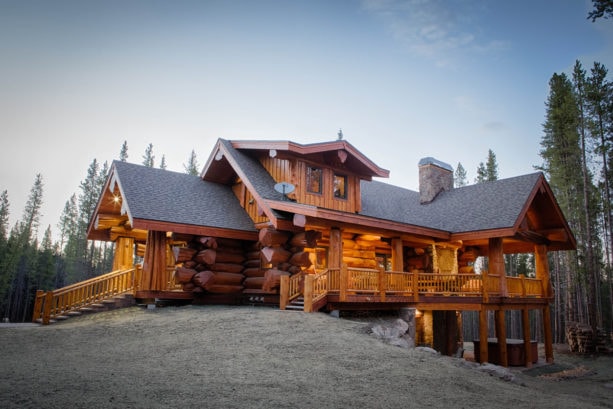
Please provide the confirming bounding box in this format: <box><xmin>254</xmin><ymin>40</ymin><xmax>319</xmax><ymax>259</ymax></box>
<box><xmin>296</xmin><ymin>266</ymin><xmax>546</xmax><ymax>310</ymax></box>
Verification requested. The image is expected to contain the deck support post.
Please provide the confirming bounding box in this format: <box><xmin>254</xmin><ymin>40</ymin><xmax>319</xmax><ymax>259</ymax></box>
<box><xmin>495</xmin><ymin>309</ymin><xmax>508</xmax><ymax>367</ymax></box>
<box><xmin>543</xmin><ymin>305</ymin><xmax>554</xmax><ymax>363</ymax></box>
<box><xmin>478</xmin><ymin>307</ymin><xmax>489</xmax><ymax>363</ymax></box>
<box><xmin>522</xmin><ymin>308</ymin><xmax>533</xmax><ymax>367</ymax></box>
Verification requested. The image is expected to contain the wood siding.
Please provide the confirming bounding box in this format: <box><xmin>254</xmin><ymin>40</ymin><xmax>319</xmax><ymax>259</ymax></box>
<box><xmin>232</xmin><ymin>181</ymin><xmax>268</xmax><ymax>224</ymax></box>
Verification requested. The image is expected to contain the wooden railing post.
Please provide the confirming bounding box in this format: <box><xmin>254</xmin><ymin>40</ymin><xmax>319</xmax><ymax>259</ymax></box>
<box><xmin>339</xmin><ymin>264</ymin><xmax>348</xmax><ymax>302</ymax></box>
<box><xmin>42</xmin><ymin>292</ymin><xmax>53</xmax><ymax>325</ymax></box>
<box><xmin>378</xmin><ymin>267</ymin><xmax>386</xmax><ymax>302</ymax></box>
<box><xmin>412</xmin><ymin>271</ymin><xmax>419</xmax><ymax>302</ymax></box>
<box><xmin>304</xmin><ymin>274</ymin><xmax>314</xmax><ymax>313</ymax></box>
<box><xmin>482</xmin><ymin>273</ymin><xmax>489</xmax><ymax>303</ymax></box>
<box><xmin>279</xmin><ymin>275</ymin><xmax>289</xmax><ymax>310</ymax></box>
<box><xmin>32</xmin><ymin>290</ymin><xmax>44</xmax><ymax>323</ymax></box>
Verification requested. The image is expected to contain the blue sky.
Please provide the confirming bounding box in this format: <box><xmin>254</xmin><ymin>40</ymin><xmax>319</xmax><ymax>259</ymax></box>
<box><xmin>1</xmin><ymin>0</ymin><xmax>612</xmax><ymax>240</ymax></box>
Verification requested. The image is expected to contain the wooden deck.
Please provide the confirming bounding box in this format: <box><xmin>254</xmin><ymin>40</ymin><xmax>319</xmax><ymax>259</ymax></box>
<box><xmin>280</xmin><ymin>266</ymin><xmax>548</xmax><ymax>313</ymax></box>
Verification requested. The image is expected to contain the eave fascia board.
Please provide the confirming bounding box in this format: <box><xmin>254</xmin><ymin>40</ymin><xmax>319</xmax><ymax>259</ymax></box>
<box><xmin>218</xmin><ymin>141</ymin><xmax>283</xmax><ymax>228</ymax></box>
<box><xmin>231</xmin><ymin>139</ymin><xmax>390</xmax><ymax>178</ymax></box>
<box><xmin>511</xmin><ymin>173</ymin><xmax>577</xmax><ymax>250</ymax></box>
<box><xmin>86</xmin><ymin>163</ymin><xmax>133</xmax><ymax>240</ymax></box>
<box><xmin>131</xmin><ymin>218</ymin><xmax>258</xmax><ymax>241</ymax></box>
<box><xmin>265</xmin><ymin>199</ymin><xmax>450</xmax><ymax>240</ymax></box>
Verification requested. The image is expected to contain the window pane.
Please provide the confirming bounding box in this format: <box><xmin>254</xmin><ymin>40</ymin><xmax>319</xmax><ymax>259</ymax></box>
<box><xmin>307</xmin><ymin>167</ymin><xmax>322</xmax><ymax>193</ymax></box>
<box><xmin>333</xmin><ymin>174</ymin><xmax>347</xmax><ymax>199</ymax></box>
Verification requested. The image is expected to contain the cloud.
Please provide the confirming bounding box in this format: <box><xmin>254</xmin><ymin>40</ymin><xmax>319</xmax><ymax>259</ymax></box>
<box><xmin>361</xmin><ymin>0</ymin><xmax>507</xmax><ymax>66</ymax></box>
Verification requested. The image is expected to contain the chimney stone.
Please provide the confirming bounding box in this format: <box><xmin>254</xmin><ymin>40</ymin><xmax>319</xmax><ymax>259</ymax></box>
<box><xmin>418</xmin><ymin>157</ymin><xmax>453</xmax><ymax>204</ymax></box>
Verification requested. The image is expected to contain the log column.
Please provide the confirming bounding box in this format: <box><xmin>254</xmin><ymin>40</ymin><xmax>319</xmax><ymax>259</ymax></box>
<box><xmin>535</xmin><ymin>244</ymin><xmax>554</xmax><ymax>363</ymax></box>
<box><xmin>391</xmin><ymin>238</ymin><xmax>404</xmax><ymax>272</ymax></box>
<box><xmin>495</xmin><ymin>310</ymin><xmax>508</xmax><ymax>367</ymax></box>
<box><xmin>112</xmin><ymin>236</ymin><xmax>134</xmax><ymax>271</ymax></box>
<box><xmin>328</xmin><ymin>227</ymin><xmax>342</xmax><ymax>269</ymax></box>
<box><xmin>535</xmin><ymin>244</ymin><xmax>552</xmax><ymax>297</ymax></box>
<box><xmin>142</xmin><ymin>230</ymin><xmax>168</xmax><ymax>291</ymax></box>
<box><xmin>478</xmin><ymin>307</ymin><xmax>488</xmax><ymax>363</ymax></box>
<box><xmin>489</xmin><ymin>237</ymin><xmax>507</xmax><ymax>365</ymax></box>
<box><xmin>488</xmin><ymin>237</ymin><xmax>507</xmax><ymax>297</ymax></box>
<box><xmin>522</xmin><ymin>308</ymin><xmax>533</xmax><ymax>367</ymax></box>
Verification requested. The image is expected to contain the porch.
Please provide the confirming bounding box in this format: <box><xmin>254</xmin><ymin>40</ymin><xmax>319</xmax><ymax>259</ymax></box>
<box><xmin>280</xmin><ymin>265</ymin><xmax>548</xmax><ymax>313</ymax></box>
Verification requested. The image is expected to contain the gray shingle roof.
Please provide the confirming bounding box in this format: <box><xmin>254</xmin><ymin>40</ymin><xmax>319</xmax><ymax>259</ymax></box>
<box><xmin>361</xmin><ymin>173</ymin><xmax>543</xmax><ymax>233</ymax></box>
<box><xmin>218</xmin><ymin>139</ymin><xmax>286</xmax><ymax>201</ymax></box>
<box><xmin>113</xmin><ymin>161</ymin><xmax>256</xmax><ymax>232</ymax></box>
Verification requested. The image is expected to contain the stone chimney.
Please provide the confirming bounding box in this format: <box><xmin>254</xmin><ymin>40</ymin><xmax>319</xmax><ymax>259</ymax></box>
<box><xmin>418</xmin><ymin>157</ymin><xmax>453</xmax><ymax>204</ymax></box>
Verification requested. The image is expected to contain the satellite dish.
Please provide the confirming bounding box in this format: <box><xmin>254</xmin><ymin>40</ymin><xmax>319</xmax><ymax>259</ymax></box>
<box><xmin>274</xmin><ymin>182</ymin><xmax>295</xmax><ymax>199</ymax></box>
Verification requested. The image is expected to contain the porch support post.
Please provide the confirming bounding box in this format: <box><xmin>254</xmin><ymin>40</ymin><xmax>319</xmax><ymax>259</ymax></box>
<box><xmin>112</xmin><ymin>236</ymin><xmax>134</xmax><ymax>271</ymax></box>
<box><xmin>495</xmin><ymin>309</ymin><xmax>508</xmax><ymax>367</ymax></box>
<box><xmin>535</xmin><ymin>244</ymin><xmax>553</xmax><ymax>298</ymax></box>
<box><xmin>478</xmin><ymin>307</ymin><xmax>489</xmax><ymax>363</ymax></box>
<box><xmin>522</xmin><ymin>308</ymin><xmax>533</xmax><ymax>367</ymax></box>
<box><xmin>329</xmin><ymin>227</ymin><xmax>342</xmax><ymax>269</ymax></box>
<box><xmin>391</xmin><ymin>238</ymin><xmax>403</xmax><ymax>272</ymax></box>
<box><xmin>543</xmin><ymin>305</ymin><xmax>554</xmax><ymax>363</ymax></box>
<box><xmin>142</xmin><ymin>230</ymin><xmax>168</xmax><ymax>291</ymax></box>
<box><xmin>488</xmin><ymin>237</ymin><xmax>507</xmax><ymax>297</ymax></box>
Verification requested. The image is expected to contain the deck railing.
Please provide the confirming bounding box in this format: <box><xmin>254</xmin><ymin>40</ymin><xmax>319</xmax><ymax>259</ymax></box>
<box><xmin>292</xmin><ymin>266</ymin><xmax>545</xmax><ymax>312</ymax></box>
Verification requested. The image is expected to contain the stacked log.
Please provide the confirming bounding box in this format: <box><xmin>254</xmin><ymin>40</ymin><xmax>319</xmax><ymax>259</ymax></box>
<box><xmin>566</xmin><ymin>322</ymin><xmax>610</xmax><ymax>354</ymax></box>
<box><xmin>405</xmin><ymin>247</ymin><xmax>432</xmax><ymax>273</ymax></box>
<box><xmin>242</xmin><ymin>242</ymin><xmax>267</xmax><ymax>290</ymax></box>
<box><xmin>258</xmin><ymin>228</ymin><xmax>320</xmax><ymax>293</ymax></box>
<box><xmin>341</xmin><ymin>235</ymin><xmax>379</xmax><ymax>269</ymax></box>
<box><xmin>172</xmin><ymin>236</ymin><xmax>249</xmax><ymax>294</ymax></box>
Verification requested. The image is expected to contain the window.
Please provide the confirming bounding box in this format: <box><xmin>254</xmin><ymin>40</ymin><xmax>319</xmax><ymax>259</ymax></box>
<box><xmin>333</xmin><ymin>174</ymin><xmax>347</xmax><ymax>199</ymax></box>
<box><xmin>307</xmin><ymin>167</ymin><xmax>323</xmax><ymax>194</ymax></box>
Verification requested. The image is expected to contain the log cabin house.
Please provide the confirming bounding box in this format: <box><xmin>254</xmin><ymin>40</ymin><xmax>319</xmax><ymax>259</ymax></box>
<box><xmin>54</xmin><ymin>138</ymin><xmax>576</xmax><ymax>366</ymax></box>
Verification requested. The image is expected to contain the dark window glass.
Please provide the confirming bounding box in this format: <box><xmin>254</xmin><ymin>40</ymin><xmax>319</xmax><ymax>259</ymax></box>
<box><xmin>333</xmin><ymin>174</ymin><xmax>347</xmax><ymax>199</ymax></box>
<box><xmin>307</xmin><ymin>167</ymin><xmax>322</xmax><ymax>194</ymax></box>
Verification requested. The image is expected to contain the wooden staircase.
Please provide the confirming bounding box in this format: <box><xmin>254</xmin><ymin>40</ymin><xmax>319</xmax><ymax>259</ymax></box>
<box><xmin>32</xmin><ymin>267</ymin><xmax>141</xmax><ymax>325</ymax></box>
<box><xmin>284</xmin><ymin>296</ymin><xmax>305</xmax><ymax>311</ymax></box>
<box><xmin>42</xmin><ymin>294</ymin><xmax>137</xmax><ymax>323</ymax></box>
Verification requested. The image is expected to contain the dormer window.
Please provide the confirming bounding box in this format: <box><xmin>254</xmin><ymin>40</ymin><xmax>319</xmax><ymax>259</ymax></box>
<box><xmin>333</xmin><ymin>173</ymin><xmax>347</xmax><ymax>199</ymax></box>
<box><xmin>307</xmin><ymin>166</ymin><xmax>323</xmax><ymax>194</ymax></box>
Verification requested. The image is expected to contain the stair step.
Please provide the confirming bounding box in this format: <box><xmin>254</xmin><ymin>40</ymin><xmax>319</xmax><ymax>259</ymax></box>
<box><xmin>67</xmin><ymin>311</ymin><xmax>82</xmax><ymax>317</ymax></box>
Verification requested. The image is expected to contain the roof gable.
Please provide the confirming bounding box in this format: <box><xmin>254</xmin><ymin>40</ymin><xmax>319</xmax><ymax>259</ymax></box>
<box><xmin>87</xmin><ymin>161</ymin><xmax>257</xmax><ymax>241</ymax></box>
<box><xmin>202</xmin><ymin>138</ymin><xmax>389</xmax><ymax>182</ymax></box>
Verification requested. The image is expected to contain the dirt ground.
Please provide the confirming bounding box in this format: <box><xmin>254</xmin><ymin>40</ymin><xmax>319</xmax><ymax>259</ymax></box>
<box><xmin>0</xmin><ymin>305</ymin><xmax>611</xmax><ymax>409</ymax></box>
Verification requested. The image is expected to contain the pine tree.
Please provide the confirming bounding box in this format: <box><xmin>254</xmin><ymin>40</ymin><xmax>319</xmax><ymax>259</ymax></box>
<box><xmin>159</xmin><ymin>155</ymin><xmax>167</xmax><ymax>170</ymax></box>
<box><xmin>540</xmin><ymin>72</ymin><xmax>585</xmax><ymax>333</ymax></box>
<box><xmin>119</xmin><ymin>140</ymin><xmax>128</xmax><ymax>162</ymax></box>
<box><xmin>1</xmin><ymin>175</ymin><xmax>44</xmax><ymax>321</ymax></box>
<box><xmin>19</xmin><ymin>174</ymin><xmax>44</xmax><ymax>243</ymax></box>
<box><xmin>475</xmin><ymin>162</ymin><xmax>487</xmax><ymax>183</ymax></box>
<box><xmin>485</xmin><ymin>149</ymin><xmax>498</xmax><ymax>181</ymax></box>
<box><xmin>454</xmin><ymin>162</ymin><xmax>467</xmax><ymax>187</ymax></box>
<box><xmin>142</xmin><ymin>143</ymin><xmax>155</xmax><ymax>168</ymax></box>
